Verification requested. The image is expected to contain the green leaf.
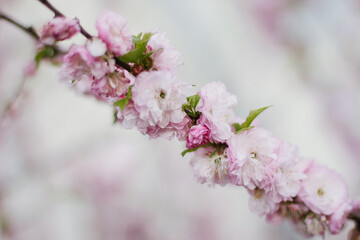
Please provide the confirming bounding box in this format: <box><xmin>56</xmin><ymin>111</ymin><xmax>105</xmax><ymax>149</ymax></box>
<box><xmin>114</xmin><ymin>86</ymin><xmax>133</xmax><ymax>112</ymax></box>
<box><xmin>232</xmin><ymin>123</ymin><xmax>241</xmax><ymax>132</ymax></box>
<box><xmin>235</xmin><ymin>126</ymin><xmax>254</xmax><ymax>134</ymax></box>
<box><xmin>187</xmin><ymin>94</ymin><xmax>200</xmax><ymax>109</ymax></box>
<box><xmin>35</xmin><ymin>46</ymin><xmax>56</xmax><ymax>67</ymax></box>
<box><xmin>181</xmin><ymin>143</ymin><xmax>211</xmax><ymax>157</ymax></box>
<box><xmin>132</xmin><ymin>33</ymin><xmax>142</xmax><ymax>43</ymax></box>
<box><xmin>118</xmin><ymin>32</ymin><xmax>154</xmax><ymax>64</ymax></box>
<box><xmin>113</xmin><ymin>111</ymin><xmax>118</xmax><ymax>124</ymax></box>
<box><xmin>240</xmin><ymin>105</ymin><xmax>272</xmax><ymax>129</ymax></box>
<box><xmin>117</xmin><ymin>47</ymin><xmax>145</xmax><ymax>63</ymax></box>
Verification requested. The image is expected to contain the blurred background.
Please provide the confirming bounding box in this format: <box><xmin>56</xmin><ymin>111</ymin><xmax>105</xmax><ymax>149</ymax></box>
<box><xmin>0</xmin><ymin>0</ymin><xmax>360</xmax><ymax>239</ymax></box>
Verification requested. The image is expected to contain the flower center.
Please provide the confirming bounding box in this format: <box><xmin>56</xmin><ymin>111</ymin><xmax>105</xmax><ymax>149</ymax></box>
<box><xmin>317</xmin><ymin>188</ymin><xmax>324</xmax><ymax>197</ymax></box>
<box><xmin>160</xmin><ymin>90</ymin><xmax>166</xmax><ymax>99</ymax></box>
<box><xmin>250</xmin><ymin>152</ymin><xmax>257</xmax><ymax>158</ymax></box>
<box><xmin>254</xmin><ymin>188</ymin><xmax>263</xmax><ymax>199</ymax></box>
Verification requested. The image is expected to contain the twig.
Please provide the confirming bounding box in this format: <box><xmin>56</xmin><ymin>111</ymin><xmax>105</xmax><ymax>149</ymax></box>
<box><xmin>0</xmin><ymin>12</ymin><xmax>39</xmax><ymax>40</ymax></box>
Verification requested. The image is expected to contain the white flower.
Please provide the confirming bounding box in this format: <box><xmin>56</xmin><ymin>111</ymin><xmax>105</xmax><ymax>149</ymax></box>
<box><xmin>147</xmin><ymin>31</ymin><xmax>182</xmax><ymax>73</ymax></box>
<box><xmin>189</xmin><ymin>147</ymin><xmax>230</xmax><ymax>186</ymax></box>
<box><xmin>248</xmin><ymin>188</ymin><xmax>279</xmax><ymax>216</ymax></box>
<box><xmin>132</xmin><ymin>70</ymin><xmax>187</xmax><ymax>128</ymax></box>
<box><xmin>197</xmin><ymin>81</ymin><xmax>237</xmax><ymax>142</ymax></box>
<box><xmin>298</xmin><ymin>164</ymin><xmax>349</xmax><ymax>215</ymax></box>
<box><xmin>227</xmin><ymin>127</ymin><xmax>279</xmax><ymax>190</ymax></box>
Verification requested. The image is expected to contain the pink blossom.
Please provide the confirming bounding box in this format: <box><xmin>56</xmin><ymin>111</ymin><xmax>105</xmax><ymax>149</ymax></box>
<box><xmin>197</xmin><ymin>81</ymin><xmax>237</xmax><ymax>142</ymax></box>
<box><xmin>298</xmin><ymin>164</ymin><xmax>349</xmax><ymax>215</ymax></box>
<box><xmin>116</xmin><ymin>101</ymin><xmax>147</xmax><ymax>134</ymax></box>
<box><xmin>304</xmin><ymin>214</ymin><xmax>326</xmax><ymax>236</ymax></box>
<box><xmin>146</xmin><ymin>116</ymin><xmax>190</xmax><ymax>140</ymax></box>
<box><xmin>186</xmin><ymin>124</ymin><xmax>210</xmax><ymax>149</ymax></box>
<box><xmin>60</xmin><ymin>45</ymin><xmax>96</xmax><ymax>92</ymax></box>
<box><xmin>328</xmin><ymin>201</ymin><xmax>351</xmax><ymax>234</ymax></box>
<box><xmin>147</xmin><ymin>31</ymin><xmax>182</xmax><ymax>72</ymax></box>
<box><xmin>227</xmin><ymin>127</ymin><xmax>279</xmax><ymax>190</ymax></box>
<box><xmin>271</xmin><ymin>142</ymin><xmax>307</xmax><ymax>201</ymax></box>
<box><xmin>86</xmin><ymin>37</ymin><xmax>107</xmax><ymax>57</ymax></box>
<box><xmin>266</xmin><ymin>211</ymin><xmax>284</xmax><ymax>226</ymax></box>
<box><xmin>91</xmin><ymin>60</ymin><xmax>135</xmax><ymax>104</ymax></box>
<box><xmin>96</xmin><ymin>10</ymin><xmax>132</xmax><ymax>56</ymax></box>
<box><xmin>248</xmin><ymin>188</ymin><xmax>279</xmax><ymax>216</ymax></box>
<box><xmin>189</xmin><ymin>147</ymin><xmax>230</xmax><ymax>186</ymax></box>
<box><xmin>132</xmin><ymin>71</ymin><xmax>188</xmax><ymax>136</ymax></box>
<box><xmin>40</xmin><ymin>17</ymin><xmax>80</xmax><ymax>45</ymax></box>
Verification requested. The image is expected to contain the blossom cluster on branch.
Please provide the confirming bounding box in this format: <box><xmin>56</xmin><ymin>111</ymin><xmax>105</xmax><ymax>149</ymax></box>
<box><xmin>1</xmin><ymin>1</ymin><xmax>360</xmax><ymax>238</ymax></box>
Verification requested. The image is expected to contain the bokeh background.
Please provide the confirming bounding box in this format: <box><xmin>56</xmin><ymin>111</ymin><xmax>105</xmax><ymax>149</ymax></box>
<box><xmin>1</xmin><ymin>0</ymin><xmax>360</xmax><ymax>239</ymax></box>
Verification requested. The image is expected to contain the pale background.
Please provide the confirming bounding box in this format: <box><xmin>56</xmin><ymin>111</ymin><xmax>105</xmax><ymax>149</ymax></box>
<box><xmin>0</xmin><ymin>0</ymin><xmax>360</xmax><ymax>239</ymax></box>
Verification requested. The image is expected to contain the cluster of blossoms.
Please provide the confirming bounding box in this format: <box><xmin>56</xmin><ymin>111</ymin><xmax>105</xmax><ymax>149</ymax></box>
<box><xmin>9</xmin><ymin>4</ymin><xmax>360</xmax><ymax>238</ymax></box>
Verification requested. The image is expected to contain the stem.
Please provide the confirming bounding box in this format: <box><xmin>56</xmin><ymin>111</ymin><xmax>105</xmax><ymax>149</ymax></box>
<box><xmin>115</xmin><ymin>58</ymin><xmax>131</xmax><ymax>72</ymax></box>
<box><xmin>0</xmin><ymin>12</ymin><xmax>39</xmax><ymax>40</ymax></box>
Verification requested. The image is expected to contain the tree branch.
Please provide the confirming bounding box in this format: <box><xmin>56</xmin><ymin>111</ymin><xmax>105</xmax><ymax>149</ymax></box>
<box><xmin>0</xmin><ymin>12</ymin><xmax>39</xmax><ymax>40</ymax></box>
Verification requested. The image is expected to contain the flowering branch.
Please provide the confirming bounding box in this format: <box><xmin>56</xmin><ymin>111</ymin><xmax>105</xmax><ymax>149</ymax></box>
<box><xmin>2</xmin><ymin>2</ymin><xmax>360</xmax><ymax>239</ymax></box>
<box><xmin>37</xmin><ymin>0</ymin><xmax>131</xmax><ymax>72</ymax></box>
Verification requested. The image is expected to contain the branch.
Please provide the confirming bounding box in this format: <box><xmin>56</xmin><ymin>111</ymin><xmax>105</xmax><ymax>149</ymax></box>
<box><xmin>0</xmin><ymin>12</ymin><xmax>39</xmax><ymax>40</ymax></box>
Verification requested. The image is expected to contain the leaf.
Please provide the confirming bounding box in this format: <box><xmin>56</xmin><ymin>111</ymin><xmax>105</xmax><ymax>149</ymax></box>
<box><xmin>181</xmin><ymin>143</ymin><xmax>211</xmax><ymax>157</ymax></box>
<box><xmin>240</xmin><ymin>105</ymin><xmax>272</xmax><ymax>129</ymax></box>
<box><xmin>132</xmin><ymin>33</ymin><xmax>142</xmax><ymax>43</ymax></box>
<box><xmin>113</xmin><ymin>111</ymin><xmax>118</xmax><ymax>124</ymax></box>
<box><xmin>234</xmin><ymin>126</ymin><xmax>254</xmax><ymax>134</ymax></box>
<box><xmin>232</xmin><ymin>123</ymin><xmax>241</xmax><ymax>132</ymax></box>
<box><xmin>35</xmin><ymin>46</ymin><xmax>56</xmax><ymax>67</ymax></box>
<box><xmin>114</xmin><ymin>86</ymin><xmax>133</xmax><ymax>112</ymax></box>
<box><xmin>117</xmin><ymin>47</ymin><xmax>145</xmax><ymax>63</ymax></box>
<box><xmin>118</xmin><ymin>32</ymin><xmax>154</xmax><ymax>64</ymax></box>
<box><xmin>187</xmin><ymin>94</ymin><xmax>200</xmax><ymax>109</ymax></box>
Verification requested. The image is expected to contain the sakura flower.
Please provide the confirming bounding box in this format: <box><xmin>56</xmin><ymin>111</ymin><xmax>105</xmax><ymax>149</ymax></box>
<box><xmin>40</xmin><ymin>17</ymin><xmax>80</xmax><ymax>45</ymax></box>
<box><xmin>328</xmin><ymin>201</ymin><xmax>351</xmax><ymax>234</ymax></box>
<box><xmin>132</xmin><ymin>70</ymin><xmax>188</xmax><ymax>131</ymax></box>
<box><xmin>96</xmin><ymin>10</ymin><xmax>132</xmax><ymax>56</ymax></box>
<box><xmin>298</xmin><ymin>164</ymin><xmax>349</xmax><ymax>215</ymax></box>
<box><xmin>197</xmin><ymin>81</ymin><xmax>237</xmax><ymax>142</ymax></box>
<box><xmin>248</xmin><ymin>188</ymin><xmax>279</xmax><ymax>216</ymax></box>
<box><xmin>304</xmin><ymin>214</ymin><xmax>327</xmax><ymax>236</ymax></box>
<box><xmin>227</xmin><ymin>127</ymin><xmax>279</xmax><ymax>190</ymax></box>
<box><xmin>266</xmin><ymin>211</ymin><xmax>284</xmax><ymax>226</ymax></box>
<box><xmin>147</xmin><ymin>31</ymin><xmax>182</xmax><ymax>72</ymax></box>
<box><xmin>86</xmin><ymin>37</ymin><xmax>107</xmax><ymax>57</ymax></box>
<box><xmin>186</xmin><ymin>124</ymin><xmax>210</xmax><ymax>149</ymax></box>
<box><xmin>91</xmin><ymin>59</ymin><xmax>135</xmax><ymax>104</ymax></box>
<box><xmin>146</xmin><ymin>116</ymin><xmax>190</xmax><ymax>140</ymax></box>
<box><xmin>116</xmin><ymin>101</ymin><xmax>147</xmax><ymax>134</ymax></box>
<box><xmin>189</xmin><ymin>147</ymin><xmax>230</xmax><ymax>186</ymax></box>
<box><xmin>271</xmin><ymin>142</ymin><xmax>307</xmax><ymax>201</ymax></box>
<box><xmin>60</xmin><ymin>45</ymin><xmax>96</xmax><ymax>92</ymax></box>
